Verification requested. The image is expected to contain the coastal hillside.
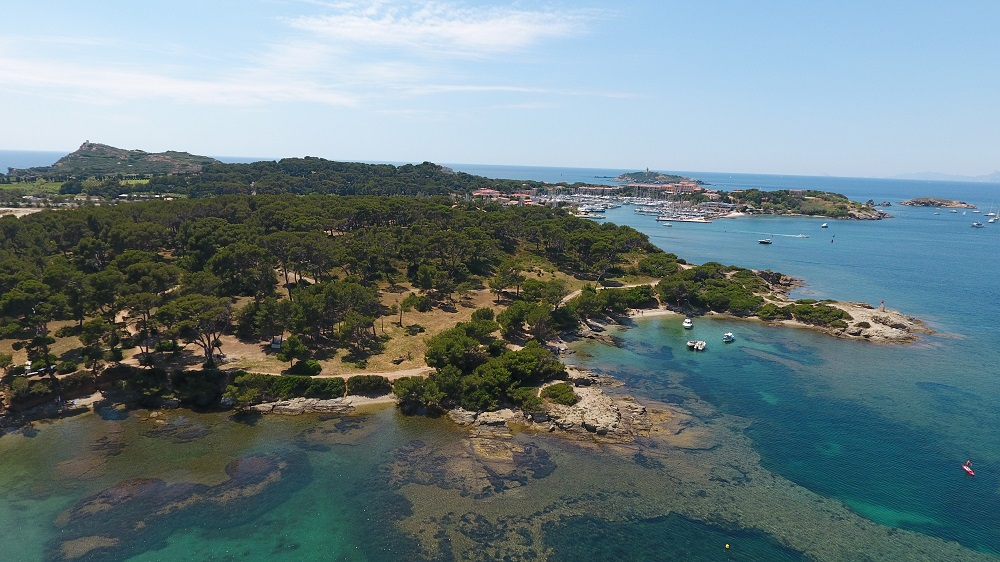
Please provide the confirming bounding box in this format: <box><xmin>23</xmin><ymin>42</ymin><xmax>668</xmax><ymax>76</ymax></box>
<box><xmin>0</xmin><ymin>142</ymin><xmax>557</xmax><ymax>198</ymax></box>
<box><xmin>6</xmin><ymin>141</ymin><xmax>220</xmax><ymax>178</ymax></box>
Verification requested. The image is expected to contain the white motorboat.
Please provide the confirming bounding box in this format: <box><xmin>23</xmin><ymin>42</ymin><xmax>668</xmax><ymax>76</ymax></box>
<box><xmin>722</xmin><ymin>332</ymin><xmax>735</xmax><ymax>343</ymax></box>
<box><xmin>682</xmin><ymin>318</ymin><xmax>693</xmax><ymax>329</ymax></box>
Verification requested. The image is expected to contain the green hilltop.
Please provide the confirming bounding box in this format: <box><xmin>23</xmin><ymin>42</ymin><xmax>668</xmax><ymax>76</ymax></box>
<box><xmin>7</xmin><ymin>141</ymin><xmax>220</xmax><ymax>178</ymax></box>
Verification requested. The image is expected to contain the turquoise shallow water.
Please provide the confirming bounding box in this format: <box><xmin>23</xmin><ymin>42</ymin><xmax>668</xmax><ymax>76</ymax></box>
<box><xmin>2</xmin><ymin>160</ymin><xmax>1000</xmax><ymax>560</ymax></box>
<box><xmin>559</xmin><ymin>173</ymin><xmax>1000</xmax><ymax>555</ymax></box>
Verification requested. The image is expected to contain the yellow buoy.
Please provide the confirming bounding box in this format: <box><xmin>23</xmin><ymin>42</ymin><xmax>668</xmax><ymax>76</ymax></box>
<box><xmin>725</xmin><ymin>544</ymin><xmax>730</xmax><ymax>549</ymax></box>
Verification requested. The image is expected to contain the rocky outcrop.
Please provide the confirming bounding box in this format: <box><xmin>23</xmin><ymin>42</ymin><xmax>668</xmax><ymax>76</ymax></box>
<box><xmin>447</xmin><ymin>408</ymin><xmax>478</xmax><ymax>426</ymax></box>
<box><xmin>439</xmin><ymin>368</ymin><xmax>650</xmax><ymax>443</ymax></box>
<box><xmin>847</xmin><ymin>208</ymin><xmax>892</xmax><ymax>219</ymax></box>
<box><xmin>819</xmin><ymin>302</ymin><xmax>933</xmax><ymax>343</ymax></box>
<box><xmin>899</xmin><ymin>197</ymin><xmax>975</xmax><ymax>208</ymax></box>
<box><xmin>251</xmin><ymin>397</ymin><xmax>354</xmax><ymax>415</ymax></box>
<box><xmin>538</xmin><ymin>369</ymin><xmax>649</xmax><ymax>441</ymax></box>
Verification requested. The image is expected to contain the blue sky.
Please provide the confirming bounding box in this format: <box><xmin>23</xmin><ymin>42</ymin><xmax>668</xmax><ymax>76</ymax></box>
<box><xmin>3</xmin><ymin>1</ymin><xmax>999</xmax><ymax>177</ymax></box>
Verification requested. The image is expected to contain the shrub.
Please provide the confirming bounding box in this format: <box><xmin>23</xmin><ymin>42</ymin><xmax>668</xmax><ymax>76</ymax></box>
<box><xmin>57</xmin><ymin>361</ymin><xmax>79</xmax><ymax>375</ymax></box>
<box><xmin>637</xmin><ymin>253</ymin><xmax>680</xmax><ymax>277</ymax></box>
<box><xmin>10</xmin><ymin>377</ymin><xmax>28</xmax><ymax>397</ymax></box>
<box><xmin>55</xmin><ymin>326</ymin><xmax>79</xmax><ymax>338</ymax></box>
<box><xmin>131</xmin><ymin>368</ymin><xmax>171</xmax><ymax>401</ymax></box>
<box><xmin>10</xmin><ymin>379</ymin><xmax>55</xmax><ymax>403</ymax></box>
<box><xmin>223</xmin><ymin>372</ymin><xmax>345</xmax><ymax>408</ymax></box>
<box><xmin>791</xmin><ymin>303</ymin><xmax>852</xmax><ymax>326</ymax></box>
<box><xmin>856</xmin><ymin>321</ymin><xmax>871</xmax><ymax>329</ymax></box>
<box><xmin>60</xmin><ymin>372</ymin><xmax>93</xmax><ymax>393</ymax></box>
<box><xmin>757</xmin><ymin>303</ymin><xmax>793</xmax><ymax>320</ymax></box>
<box><xmin>511</xmin><ymin>386</ymin><xmax>543</xmax><ymax>412</ymax></box>
<box><xmin>155</xmin><ymin>340</ymin><xmax>180</xmax><ymax>352</ymax></box>
<box><xmin>413</xmin><ymin>295</ymin><xmax>433</xmax><ymax>312</ymax></box>
<box><xmin>541</xmin><ymin>383</ymin><xmax>578</xmax><ymax>406</ymax></box>
<box><xmin>392</xmin><ymin>376</ymin><xmax>444</xmax><ymax>407</ymax></box>
<box><xmin>347</xmin><ymin>374</ymin><xmax>391</xmax><ymax>396</ymax></box>
<box><xmin>288</xmin><ymin>359</ymin><xmax>322</xmax><ymax>377</ymax></box>
<box><xmin>304</xmin><ymin>377</ymin><xmax>345</xmax><ymax>399</ymax></box>
<box><xmin>170</xmin><ymin>368</ymin><xmax>227</xmax><ymax>407</ymax></box>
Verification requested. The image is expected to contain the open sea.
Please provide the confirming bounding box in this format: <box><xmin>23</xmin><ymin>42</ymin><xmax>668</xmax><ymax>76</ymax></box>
<box><xmin>2</xmin><ymin>151</ymin><xmax>1000</xmax><ymax>561</ymax></box>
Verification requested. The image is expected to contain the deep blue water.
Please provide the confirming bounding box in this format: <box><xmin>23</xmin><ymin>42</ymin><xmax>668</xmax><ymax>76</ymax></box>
<box><xmin>0</xmin><ymin>150</ymin><xmax>67</xmax><ymax>172</ymax></box>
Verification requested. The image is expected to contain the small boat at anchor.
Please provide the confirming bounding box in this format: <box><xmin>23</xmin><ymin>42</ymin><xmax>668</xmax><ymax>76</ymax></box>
<box><xmin>682</xmin><ymin>318</ymin><xmax>693</xmax><ymax>329</ymax></box>
<box><xmin>686</xmin><ymin>340</ymin><xmax>707</xmax><ymax>351</ymax></box>
<box><xmin>722</xmin><ymin>332</ymin><xmax>735</xmax><ymax>343</ymax></box>
<box><xmin>972</xmin><ymin>222</ymin><xmax>985</xmax><ymax>228</ymax></box>
<box><xmin>821</xmin><ymin>223</ymin><xmax>828</xmax><ymax>228</ymax></box>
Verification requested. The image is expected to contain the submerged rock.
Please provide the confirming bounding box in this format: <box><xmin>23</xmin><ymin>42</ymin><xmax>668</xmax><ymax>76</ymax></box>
<box><xmin>47</xmin><ymin>450</ymin><xmax>311</xmax><ymax>561</ymax></box>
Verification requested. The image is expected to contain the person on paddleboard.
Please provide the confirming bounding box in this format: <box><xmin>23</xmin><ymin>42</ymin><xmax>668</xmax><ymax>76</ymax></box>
<box><xmin>964</xmin><ymin>459</ymin><xmax>972</xmax><ymax>469</ymax></box>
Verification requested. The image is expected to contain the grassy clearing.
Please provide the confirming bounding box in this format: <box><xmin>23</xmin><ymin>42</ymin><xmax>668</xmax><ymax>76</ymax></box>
<box><xmin>0</xmin><ymin>179</ymin><xmax>63</xmax><ymax>195</ymax></box>
<box><xmin>3</xmin><ymin>250</ymin><xmax>650</xmax><ymax>379</ymax></box>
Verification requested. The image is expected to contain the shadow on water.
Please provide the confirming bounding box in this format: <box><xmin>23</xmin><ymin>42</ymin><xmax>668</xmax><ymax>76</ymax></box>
<box><xmin>96</xmin><ymin>405</ymin><xmax>130</xmax><ymax>421</ymax></box>
<box><xmin>545</xmin><ymin>514</ymin><xmax>807</xmax><ymax>562</ymax></box>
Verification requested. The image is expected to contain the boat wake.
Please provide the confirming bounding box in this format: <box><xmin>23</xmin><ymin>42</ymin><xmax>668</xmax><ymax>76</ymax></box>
<box><xmin>729</xmin><ymin>230</ymin><xmax>810</xmax><ymax>238</ymax></box>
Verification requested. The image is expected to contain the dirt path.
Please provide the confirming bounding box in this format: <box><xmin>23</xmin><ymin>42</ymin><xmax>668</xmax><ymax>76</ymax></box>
<box><xmin>559</xmin><ymin>281</ymin><xmax>658</xmax><ymax>306</ymax></box>
<box><xmin>314</xmin><ymin>366</ymin><xmax>433</xmax><ymax>381</ymax></box>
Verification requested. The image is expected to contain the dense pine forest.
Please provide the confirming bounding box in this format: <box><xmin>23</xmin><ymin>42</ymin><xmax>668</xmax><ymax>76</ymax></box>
<box><xmin>0</xmin><ymin>190</ymin><xmax>663</xmax><ymax>414</ymax></box>
<box><xmin>0</xmin><ymin>156</ymin><xmax>831</xmax><ymax>418</ymax></box>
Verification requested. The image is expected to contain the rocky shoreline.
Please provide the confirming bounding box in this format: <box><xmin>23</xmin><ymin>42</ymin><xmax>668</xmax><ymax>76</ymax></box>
<box><xmin>443</xmin><ymin>368</ymin><xmax>650</xmax><ymax>442</ymax></box>
<box><xmin>243</xmin><ymin>368</ymin><xmax>654</xmax><ymax>444</ymax></box>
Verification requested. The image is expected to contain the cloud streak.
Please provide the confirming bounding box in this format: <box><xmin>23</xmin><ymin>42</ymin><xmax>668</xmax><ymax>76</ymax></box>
<box><xmin>1</xmin><ymin>1</ymin><xmax>602</xmax><ymax>108</ymax></box>
<box><xmin>0</xmin><ymin>54</ymin><xmax>357</xmax><ymax>106</ymax></box>
<box><xmin>287</xmin><ymin>1</ymin><xmax>590</xmax><ymax>58</ymax></box>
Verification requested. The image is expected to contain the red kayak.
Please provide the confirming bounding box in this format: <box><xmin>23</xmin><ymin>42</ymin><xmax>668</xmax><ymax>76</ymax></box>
<box><xmin>962</xmin><ymin>464</ymin><xmax>975</xmax><ymax>476</ymax></box>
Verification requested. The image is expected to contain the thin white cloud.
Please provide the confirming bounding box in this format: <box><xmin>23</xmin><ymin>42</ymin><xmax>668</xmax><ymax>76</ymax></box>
<box><xmin>286</xmin><ymin>1</ymin><xmax>592</xmax><ymax>58</ymax></box>
<box><xmin>404</xmin><ymin>83</ymin><xmax>642</xmax><ymax>99</ymax></box>
<box><xmin>0</xmin><ymin>1</ymin><xmax>604</xmax><ymax>108</ymax></box>
<box><xmin>0</xmin><ymin>54</ymin><xmax>357</xmax><ymax>106</ymax></box>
